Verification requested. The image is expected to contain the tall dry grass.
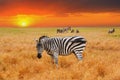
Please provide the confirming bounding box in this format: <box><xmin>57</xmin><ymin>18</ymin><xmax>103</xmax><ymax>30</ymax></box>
<box><xmin>0</xmin><ymin>27</ymin><xmax>120</xmax><ymax>80</ymax></box>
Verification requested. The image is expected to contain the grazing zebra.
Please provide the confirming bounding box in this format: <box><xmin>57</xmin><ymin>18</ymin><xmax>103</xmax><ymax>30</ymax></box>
<box><xmin>36</xmin><ymin>36</ymin><xmax>87</xmax><ymax>66</ymax></box>
<box><xmin>76</xmin><ymin>29</ymin><xmax>79</xmax><ymax>33</ymax></box>
<box><xmin>108</xmin><ymin>28</ymin><xmax>115</xmax><ymax>34</ymax></box>
<box><xmin>56</xmin><ymin>27</ymin><xmax>71</xmax><ymax>33</ymax></box>
<box><xmin>57</xmin><ymin>29</ymin><xmax>63</xmax><ymax>33</ymax></box>
<box><xmin>71</xmin><ymin>29</ymin><xmax>75</xmax><ymax>33</ymax></box>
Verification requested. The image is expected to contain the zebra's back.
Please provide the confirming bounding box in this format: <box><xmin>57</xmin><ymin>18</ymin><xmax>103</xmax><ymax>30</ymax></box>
<box><xmin>61</xmin><ymin>36</ymin><xmax>86</xmax><ymax>55</ymax></box>
<box><xmin>43</xmin><ymin>36</ymin><xmax>86</xmax><ymax>56</ymax></box>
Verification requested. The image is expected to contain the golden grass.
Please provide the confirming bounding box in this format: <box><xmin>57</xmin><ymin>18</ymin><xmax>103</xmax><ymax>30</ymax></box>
<box><xmin>0</xmin><ymin>27</ymin><xmax>120</xmax><ymax>80</ymax></box>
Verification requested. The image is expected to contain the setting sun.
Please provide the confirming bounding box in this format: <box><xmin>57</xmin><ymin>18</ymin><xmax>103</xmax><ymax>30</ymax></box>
<box><xmin>15</xmin><ymin>15</ymin><xmax>34</xmax><ymax>27</ymax></box>
<box><xmin>18</xmin><ymin>20</ymin><xmax>29</xmax><ymax>27</ymax></box>
<box><xmin>21</xmin><ymin>22</ymin><xmax>27</xmax><ymax>27</ymax></box>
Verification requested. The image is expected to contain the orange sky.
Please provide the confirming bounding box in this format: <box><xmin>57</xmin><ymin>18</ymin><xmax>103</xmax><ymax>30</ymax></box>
<box><xmin>0</xmin><ymin>0</ymin><xmax>120</xmax><ymax>27</ymax></box>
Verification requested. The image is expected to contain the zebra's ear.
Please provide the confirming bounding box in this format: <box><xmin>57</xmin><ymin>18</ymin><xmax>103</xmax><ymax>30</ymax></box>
<box><xmin>36</xmin><ymin>39</ymin><xmax>39</xmax><ymax>43</ymax></box>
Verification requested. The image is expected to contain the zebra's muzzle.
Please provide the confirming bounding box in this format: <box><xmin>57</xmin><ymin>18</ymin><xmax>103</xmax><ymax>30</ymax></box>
<box><xmin>37</xmin><ymin>54</ymin><xmax>42</xmax><ymax>58</ymax></box>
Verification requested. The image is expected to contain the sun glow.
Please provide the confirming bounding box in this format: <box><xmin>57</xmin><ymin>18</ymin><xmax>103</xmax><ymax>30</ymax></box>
<box><xmin>18</xmin><ymin>20</ymin><xmax>29</xmax><ymax>27</ymax></box>
<box><xmin>15</xmin><ymin>15</ymin><xmax>33</xmax><ymax>27</ymax></box>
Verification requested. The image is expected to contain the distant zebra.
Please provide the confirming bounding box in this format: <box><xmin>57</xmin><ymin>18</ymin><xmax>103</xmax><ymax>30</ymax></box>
<box><xmin>56</xmin><ymin>27</ymin><xmax>71</xmax><ymax>33</ymax></box>
<box><xmin>36</xmin><ymin>36</ymin><xmax>87</xmax><ymax>66</ymax></box>
<box><xmin>108</xmin><ymin>28</ymin><xmax>115</xmax><ymax>34</ymax></box>
<box><xmin>76</xmin><ymin>30</ymin><xmax>79</xmax><ymax>33</ymax></box>
<box><xmin>71</xmin><ymin>29</ymin><xmax>75</xmax><ymax>33</ymax></box>
<box><xmin>57</xmin><ymin>29</ymin><xmax>63</xmax><ymax>33</ymax></box>
<box><xmin>57</xmin><ymin>28</ymin><xmax>65</xmax><ymax>33</ymax></box>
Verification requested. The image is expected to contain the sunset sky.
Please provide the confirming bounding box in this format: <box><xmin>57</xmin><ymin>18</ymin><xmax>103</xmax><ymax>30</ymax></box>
<box><xmin>0</xmin><ymin>0</ymin><xmax>120</xmax><ymax>27</ymax></box>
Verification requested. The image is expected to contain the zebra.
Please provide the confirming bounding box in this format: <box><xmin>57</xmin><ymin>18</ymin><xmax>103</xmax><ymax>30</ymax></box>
<box><xmin>71</xmin><ymin>29</ymin><xmax>75</xmax><ymax>33</ymax></box>
<box><xmin>108</xmin><ymin>28</ymin><xmax>115</xmax><ymax>34</ymax></box>
<box><xmin>57</xmin><ymin>28</ymin><xmax>64</xmax><ymax>33</ymax></box>
<box><xmin>56</xmin><ymin>27</ymin><xmax>71</xmax><ymax>33</ymax></box>
<box><xmin>76</xmin><ymin>29</ymin><xmax>79</xmax><ymax>33</ymax></box>
<box><xmin>36</xmin><ymin>36</ymin><xmax>87</xmax><ymax>66</ymax></box>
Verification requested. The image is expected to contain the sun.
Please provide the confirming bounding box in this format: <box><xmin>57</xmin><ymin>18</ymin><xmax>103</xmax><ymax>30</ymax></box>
<box><xmin>15</xmin><ymin>15</ymin><xmax>33</xmax><ymax>27</ymax></box>
<box><xmin>13</xmin><ymin>15</ymin><xmax>44</xmax><ymax>27</ymax></box>
<box><xmin>21</xmin><ymin>22</ymin><xmax>27</xmax><ymax>27</ymax></box>
<box><xmin>19</xmin><ymin>20</ymin><xmax>29</xmax><ymax>27</ymax></box>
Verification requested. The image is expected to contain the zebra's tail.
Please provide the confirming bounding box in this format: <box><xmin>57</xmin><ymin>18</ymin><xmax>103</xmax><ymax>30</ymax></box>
<box><xmin>71</xmin><ymin>38</ymin><xmax>87</xmax><ymax>44</ymax></box>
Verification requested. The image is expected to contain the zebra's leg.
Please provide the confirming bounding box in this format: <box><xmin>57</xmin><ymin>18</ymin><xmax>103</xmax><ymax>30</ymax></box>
<box><xmin>53</xmin><ymin>52</ymin><xmax>59</xmax><ymax>67</ymax></box>
<box><xmin>48</xmin><ymin>52</ymin><xmax>54</xmax><ymax>64</ymax></box>
<box><xmin>73</xmin><ymin>51</ymin><xmax>83</xmax><ymax>60</ymax></box>
<box><xmin>49</xmin><ymin>54</ymin><xmax>54</xmax><ymax>64</ymax></box>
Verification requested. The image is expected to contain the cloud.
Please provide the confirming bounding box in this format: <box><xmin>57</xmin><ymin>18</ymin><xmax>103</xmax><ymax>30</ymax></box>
<box><xmin>0</xmin><ymin>0</ymin><xmax>120</xmax><ymax>16</ymax></box>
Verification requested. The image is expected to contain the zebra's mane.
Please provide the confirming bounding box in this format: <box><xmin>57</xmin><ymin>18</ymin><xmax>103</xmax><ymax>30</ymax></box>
<box><xmin>39</xmin><ymin>36</ymin><xmax>49</xmax><ymax>41</ymax></box>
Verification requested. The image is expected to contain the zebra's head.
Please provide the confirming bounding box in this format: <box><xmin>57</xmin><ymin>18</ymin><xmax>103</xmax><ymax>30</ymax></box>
<box><xmin>36</xmin><ymin>36</ymin><xmax>48</xmax><ymax>59</ymax></box>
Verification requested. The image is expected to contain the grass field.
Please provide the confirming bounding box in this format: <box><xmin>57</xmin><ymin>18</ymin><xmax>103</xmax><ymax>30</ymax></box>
<box><xmin>0</xmin><ymin>27</ymin><xmax>120</xmax><ymax>80</ymax></box>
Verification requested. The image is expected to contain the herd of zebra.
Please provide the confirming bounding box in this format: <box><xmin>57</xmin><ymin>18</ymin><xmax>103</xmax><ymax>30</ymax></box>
<box><xmin>57</xmin><ymin>27</ymin><xmax>79</xmax><ymax>33</ymax></box>
<box><xmin>56</xmin><ymin>27</ymin><xmax>115</xmax><ymax>34</ymax></box>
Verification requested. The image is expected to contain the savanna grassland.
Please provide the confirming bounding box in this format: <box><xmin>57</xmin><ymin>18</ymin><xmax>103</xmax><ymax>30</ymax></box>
<box><xmin>0</xmin><ymin>27</ymin><xmax>120</xmax><ymax>80</ymax></box>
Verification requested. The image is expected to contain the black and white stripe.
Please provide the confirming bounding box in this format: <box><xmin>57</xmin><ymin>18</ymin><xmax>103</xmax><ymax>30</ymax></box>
<box><xmin>36</xmin><ymin>36</ymin><xmax>87</xmax><ymax>65</ymax></box>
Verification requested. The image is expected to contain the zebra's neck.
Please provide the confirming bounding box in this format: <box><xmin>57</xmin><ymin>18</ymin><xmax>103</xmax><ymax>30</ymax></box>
<box><xmin>42</xmin><ymin>38</ymin><xmax>50</xmax><ymax>51</ymax></box>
